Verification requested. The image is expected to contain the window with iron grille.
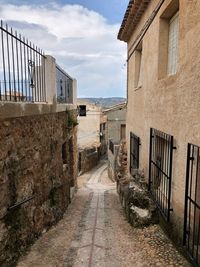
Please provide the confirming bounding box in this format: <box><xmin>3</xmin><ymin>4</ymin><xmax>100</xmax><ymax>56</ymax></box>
<box><xmin>130</xmin><ymin>132</ymin><xmax>140</xmax><ymax>173</ymax></box>
<box><xmin>148</xmin><ymin>128</ymin><xmax>175</xmax><ymax>222</ymax></box>
<box><xmin>183</xmin><ymin>143</ymin><xmax>200</xmax><ymax>266</ymax></box>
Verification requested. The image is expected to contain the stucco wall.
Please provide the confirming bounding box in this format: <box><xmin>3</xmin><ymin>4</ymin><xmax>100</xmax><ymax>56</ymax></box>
<box><xmin>77</xmin><ymin>102</ymin><xmax>101</xmax><ymax>149</ymax></box>
<box><xmin>106</xmin><ymin>108</ymin><xmax>126</xmax><ymax>143</ymax></box>
<box><xmin>126</xmin><ymin>0</ymin><xmax>200</xmax><ymax>240</ymax></box>
<box><xmin>0</xmin><ymin>111</ymin><xmax>77</xmax><ymax>266</ymax></box>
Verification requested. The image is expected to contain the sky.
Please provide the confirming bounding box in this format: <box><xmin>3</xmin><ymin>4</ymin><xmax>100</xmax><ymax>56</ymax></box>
<box><xmin>0</xmin><ymin>0</ymin><xmax>128</xmax><ymax>98</ymax></box>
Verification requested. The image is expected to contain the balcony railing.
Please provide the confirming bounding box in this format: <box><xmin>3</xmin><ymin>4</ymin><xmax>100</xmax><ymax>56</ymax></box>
<box><xmin>56</xmin><ymin>65</ymin><xmax>73</xmax><ymax>104</ymax></box>
<box><xmin>0</xmin><ymin>20</ymin><xmax>46</xmax><ymax>103</ymax></box>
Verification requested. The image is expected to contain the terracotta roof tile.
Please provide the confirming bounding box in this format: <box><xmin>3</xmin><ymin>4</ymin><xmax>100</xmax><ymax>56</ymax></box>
<box><xmin>118</xmin><ymin>0</ymin><xmax>151</xmax><ymax>42</ymax></box>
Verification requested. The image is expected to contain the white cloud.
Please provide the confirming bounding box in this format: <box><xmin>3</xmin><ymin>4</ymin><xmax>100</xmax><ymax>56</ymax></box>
<box><xmin>0</xmin><ymin>2</ymin><xmax>127</xmax><ymax>97</ymax></box>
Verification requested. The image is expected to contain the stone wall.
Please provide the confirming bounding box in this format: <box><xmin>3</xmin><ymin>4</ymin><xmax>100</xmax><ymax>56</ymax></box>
<box><xmin>115</xmin><ymin>141</ymin><xmax>159</xmax><ymax>228</ymax></box>
<box><xmin>0</xmin><ymin>110</ymin><xmax>77</xmax><ymax>266</ymax></box>
<box><xmin>107</xmin><ymin>144</ymin><xmax>120</xmax><ymax>181</ymax></box>
<box><xmin>78</xmin><ymin>147</ymin><xmax>100</xmax><ymax>174</ymax></box>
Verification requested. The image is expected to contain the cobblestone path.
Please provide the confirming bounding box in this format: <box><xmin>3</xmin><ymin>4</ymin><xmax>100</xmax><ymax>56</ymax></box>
<box><xmin>17</xmin><ymin>161</ymin><xmax>191</xmax><ymax>267</ymax></box>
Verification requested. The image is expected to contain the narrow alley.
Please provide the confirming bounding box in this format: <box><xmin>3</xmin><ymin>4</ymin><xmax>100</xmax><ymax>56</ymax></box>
<box><xmin>17</xmin><ymin>161</ymin><xmax>190</xmax><ymax>267</ymax></box>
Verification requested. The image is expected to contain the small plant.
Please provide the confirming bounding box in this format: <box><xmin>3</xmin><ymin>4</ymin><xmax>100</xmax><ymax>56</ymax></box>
<box><xmin>67</xmin><ymin>111</ymin><xmax>78</xmax><ymax>127</ymax></box>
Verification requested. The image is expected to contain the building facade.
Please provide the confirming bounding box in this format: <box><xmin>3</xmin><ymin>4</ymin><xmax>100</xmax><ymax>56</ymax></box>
<box><xmin>118</xmin><ymin>0</ymin><xmax>200</xmax><ymax>264</ymax></box>
<box><xmin>104</xmin><ymin>103</ymin><xmax>126</xmax><ymax>180</ymax></box>
<box><xmin>77</xmin><ymin>101</ymin><xmax>102</xmax><ymax>173</ymax></box>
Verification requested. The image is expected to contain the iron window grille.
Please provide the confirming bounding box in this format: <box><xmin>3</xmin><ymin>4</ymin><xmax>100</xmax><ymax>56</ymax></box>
<box><xmin>183</xmin><ymin>143</ymin><xmax>200</xmax><ymax>267</ymax></box>
<box><xmin>0</xmin><ymin>20</ymin><xmax>46</xmax><ymax>102</ymax></box>
<box><xmin>148</xmin><ymin>128</ymin><xmax>175</xmax><ymax>222</ymax></box>
<box><xmin>130</xmin><ymin>132</ymin><xmax>140</xmax><ymax>173</ymax></box>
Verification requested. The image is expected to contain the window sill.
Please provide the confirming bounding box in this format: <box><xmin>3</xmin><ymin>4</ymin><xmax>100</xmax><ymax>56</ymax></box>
<box><xmin>158</xmin><ymin>71</ymin><xmax>178</xmax><ymax>82</ymax></box>
<box><xmin>134</xmin><ymin>85</ymin><xmax>142</xmax><ymax>91</ymax></box>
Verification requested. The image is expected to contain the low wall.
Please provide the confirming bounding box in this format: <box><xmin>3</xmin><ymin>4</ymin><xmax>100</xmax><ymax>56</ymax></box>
<box><xmin>107</xmin><ymin>145</ymin><xmax>119</xmax><ymax>181</ymax></box>
<box><xmin>78</xmin><ymin>147</ymin><xmax>100</xmax><ymax>174</ymax></box>
<box><xmin>0</xmin><ymin>110</ymin><xmax>77</xmax><ymax>266</ymax></box>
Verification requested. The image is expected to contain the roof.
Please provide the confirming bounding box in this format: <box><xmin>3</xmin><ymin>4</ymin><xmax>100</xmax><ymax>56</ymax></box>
<box><xmin>118</xmin><ymin>0</ymin><xmax>151</xmax><ymax>42</ymax></box>
<box><xmin>103</xmin><ymin>102</ymin><xmax>126</xmax><ymax>113</ymax></box>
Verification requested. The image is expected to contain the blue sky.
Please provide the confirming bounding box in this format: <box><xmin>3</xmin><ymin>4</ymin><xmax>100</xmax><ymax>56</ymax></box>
<box><xmin>0</xmin><ymin>0</ymin><xmax>128</xmax><ymax>97</ymax></box>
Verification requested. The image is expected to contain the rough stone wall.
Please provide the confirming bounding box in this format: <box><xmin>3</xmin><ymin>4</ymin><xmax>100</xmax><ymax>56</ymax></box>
<box><xmin>116</xmin><ymin>141</ymin><xmax>159</xmax><ymax>228</ymax></box>
<box><xmin>126</xmin><ymin>0</ymin><xmax>200</xmax><ymax>241</ymax></box>
<box><xmin>78</xmin><ymin>147</ymin><xmax>100</xmax><ymax>174</ymax></box>
<box><xmin>0</xmin><ymin>111</ymin><xmax>77</xmax><ymax>266</ymax></box>
<box><xmin>107</xmin><ymin>145</ymin><xmax>119</xmax><ymax>181</ymax></box>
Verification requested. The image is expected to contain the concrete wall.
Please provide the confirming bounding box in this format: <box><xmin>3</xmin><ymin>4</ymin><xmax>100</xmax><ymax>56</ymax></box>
<box><xmin>125</xmin><ymin>0</ymin><xmax>200</xmax><ymax>241</ymax></box>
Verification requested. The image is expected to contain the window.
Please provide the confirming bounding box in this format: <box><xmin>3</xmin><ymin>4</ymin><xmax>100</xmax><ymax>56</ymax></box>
<box><xmin>78</xmin><ymin>105</ymin><xmax>86</xmax><ymax>116</ymax></box>
<box><xmin>149</xmin><ymin>128</ymin><xmax>174</xmax><ymax>222</ymax></box>
<box><xmin>167</xmin><ymin>12</ymin><xmax>179</xmax><ymax>75</ymax></box>
<box><xmin>135</xmin><ymin>42</ymin><xmax>143</xmax><ymax>88</ymax></box>
<box><xmin>158</xmin><ymin>0</ymin><xmax>179</xmax><ymax>79</ymax></box>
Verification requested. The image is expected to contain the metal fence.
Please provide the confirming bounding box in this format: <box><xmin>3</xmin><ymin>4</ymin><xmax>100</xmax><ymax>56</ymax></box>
<box><xmin>130</xmin><ymin>132</ymin><xmax>140</xmax><ymax>173</ymax></box>
<box><xmin>148</xmin><ymin>128</ymin><xmax>175</xmax><ymax>222</ymax></box>
<box><xmin>0</xmin><ymin>20</ymin><xmax>46</xmax><ymax>102</ymax></box>
<box><xmin>56</xmin><ymin>65</ymin><xmax>73</xmax><ymax>104</ymax></box>
<box><xmin>109</xmin><ymin>139</ymin><xmax>114</xmax><ymax>154</ymax></box>
<box><xmin>183</xmin><ymin>143</ymin><xmax>200</xmax><ymax>266</ymax></box>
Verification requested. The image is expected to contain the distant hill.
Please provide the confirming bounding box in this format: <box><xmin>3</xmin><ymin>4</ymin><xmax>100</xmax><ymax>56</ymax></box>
<box><xmin>78</xmin><ymin>97</ymin><xmax>126</xmax><ymax>109</ymax></box>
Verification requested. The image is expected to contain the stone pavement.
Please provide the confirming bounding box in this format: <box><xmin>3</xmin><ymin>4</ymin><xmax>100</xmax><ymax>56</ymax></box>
<box><xmin>17</xmin><ymin>161</ymin><xmax>191</xmax><ymax>267</ymax></box>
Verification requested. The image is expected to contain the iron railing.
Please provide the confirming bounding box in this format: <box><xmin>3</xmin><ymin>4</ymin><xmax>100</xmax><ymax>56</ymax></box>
<box><xmin>148</xmin><ymin>128</ymin><xmax>175</xmax><ymax>222</ymax></box>
<box><xmin>0</xmin><ymin>20</ymin><xmax>46</xmax><ymax>102</ymax></box>
<box><xmin>56</xmin><ymin>65</ymin><xmax>73</xmax><ymax>104</ymax></box>
<box><xmin>183</xmin><ymin>143</ymin><xmax>200</xmax><ymax>266</ymax></box>
<box><xmin>109</xmin><ymin>139</ymin><xmax>114</xmax><ymax>154</ymax></box>
<box><xmin>130</xmin><ymin>132</ymin><xmax>140</xmax><ymax>173</ymax></box>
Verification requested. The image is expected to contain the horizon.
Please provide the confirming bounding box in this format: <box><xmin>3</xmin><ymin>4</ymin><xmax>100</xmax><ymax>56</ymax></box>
<box><xmin>0</xmin><ymin>0</ymin><xmax>129</xmax><ymax>98</ymax></box>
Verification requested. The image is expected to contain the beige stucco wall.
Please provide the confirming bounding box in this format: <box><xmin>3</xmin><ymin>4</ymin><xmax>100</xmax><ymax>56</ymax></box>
<box><xmin>105</xmin><ymin>107</ymin><xmax>126</xmax><ymax>143</ymax></box>
<box><xmin>126</xmin><ymin>0</ymin><xmax>200</xmax><ymax>239</ymax></box>
<box><xmin>77</xmin><ymin>101</ymin><xmax>101</xmax><ymax>149</ymax></box>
